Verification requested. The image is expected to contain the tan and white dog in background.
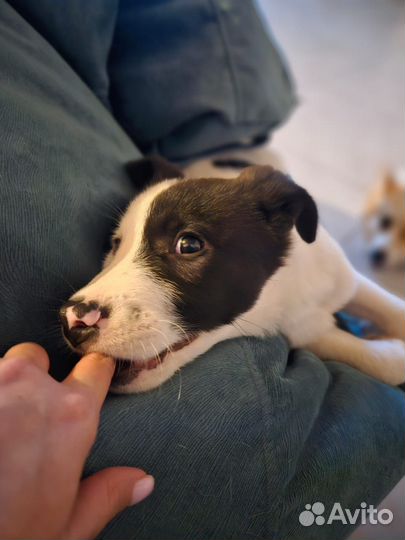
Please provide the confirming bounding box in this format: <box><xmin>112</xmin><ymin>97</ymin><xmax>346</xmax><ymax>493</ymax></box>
<box><xmin>60</xmin><ymin>158</ymin><xmax>405</xmax><ymax>393</ymax></box>
<box><xmin>363</xmin><ymin>169</ymin><xmax>405</xmax><ymax>269</ymax></box>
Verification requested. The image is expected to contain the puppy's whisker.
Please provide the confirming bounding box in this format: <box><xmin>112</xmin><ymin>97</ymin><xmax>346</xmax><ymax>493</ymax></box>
<box><xmin>149</xmin><ymin>341</ymin><xmax>164</xmax><ymax>377</ymax></box>
<box><xmin>177</xmin><ymin>370</ymin><xmax>183</xmax><ymax>402</ymax></box>
<box><xmin>100</xmin><ymin>200</ymin><xmax>126</xmax><ymax>218</ymax></box>
<box><xmin>30</xmin><ymin>320</ymin><xmax>65</xmax><ymax>337</ymax></box>
<box><xmin>157</xmin><ymin>319</ymin><xmax>191</xmax><ymax>343</ymax></box>
<box><xmin>238</xmin><ymin>317</ymin><xmax>268</xmax><ymax>334</ymax></box>
<box><xmin>28</xmin><ymin>293</ymin><xmax>71</xmax><ymax>305</ymax></box>
<box><xmin>31</xmin><ymin>263</ymin><xmax>78</xmax><ymax>295</ymax></box>
<box><xmin>148</xmin><ymin>326</ymin><xmax>173</xmax><ymax>354</ymax></box>
<box><xmin>139</xmin><ymin>339</ymin><xmax>148</xmax><ymax>360</ymax></box>
<box><xmin>232</xmin><ymin>321</ymin><xmax>248</xmax><ymax>337</ymax></box>
<box><xmin>148</xmin><ymin>341</ymin><xmax>161</xmax><ymax>363</ymax></box>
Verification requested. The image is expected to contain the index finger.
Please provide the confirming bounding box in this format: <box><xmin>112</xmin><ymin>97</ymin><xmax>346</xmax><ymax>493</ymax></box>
<box><xmin>64</xmin><ymin>353</ymin><xmax>115</xmax><ymax>409</ymax></box>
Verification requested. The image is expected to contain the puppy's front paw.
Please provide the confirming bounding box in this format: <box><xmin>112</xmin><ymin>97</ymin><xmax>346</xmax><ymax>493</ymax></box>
<box><xmin>375</xmin><ymin>339</ymin><xmax>405</xmax><ymax>385</ymax></box>
<box><xmin>388</xmin><ymin>304</ymin><xmax>405</xmax><ymax>340</ymax></box>
<box><xmin>392</xmin><ymin>321</ymin><xmax>405</xmax><ymax>341</ymax></box>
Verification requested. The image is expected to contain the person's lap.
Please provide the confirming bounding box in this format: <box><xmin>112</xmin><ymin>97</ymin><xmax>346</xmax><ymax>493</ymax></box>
<box><xmin>89</xmin><ymin>337</ymin><xmax>405</xmax><ymax>539</ymax></box>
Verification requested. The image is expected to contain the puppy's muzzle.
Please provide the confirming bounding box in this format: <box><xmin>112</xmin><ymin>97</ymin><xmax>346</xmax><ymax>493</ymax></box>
<box><xmin>59</xmin><ymin>299</ymin><xmax>109</xmax><ymax>349</ymax></box>
<box><xmin>369</xmin><ymin>248</ymin><xmax>386</xmax><ymax>268</ymax></box>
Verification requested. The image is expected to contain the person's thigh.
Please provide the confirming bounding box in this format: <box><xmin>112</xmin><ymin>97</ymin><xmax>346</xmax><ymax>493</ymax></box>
<box><xmin>0</xmin><ymin>0</ymin><xmax>139</xmax><ymax>378</ymax></box>
<box><xmin>108</xmin><ymin>0</ymin><xmax>297</xmax><ymax>159</ymax></box>
<box><xmin>88</xmin><ymin>337</ymin><xmax>405</xmax><ymax>540</ymax></box>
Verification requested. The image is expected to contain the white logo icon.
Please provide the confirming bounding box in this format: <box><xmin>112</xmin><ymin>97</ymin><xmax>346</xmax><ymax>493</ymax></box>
<box><xmin>299</xmin><ymin>502</ymin><xmax>325</xmax><ymax>526</ymax></box>
<box><xmin>299</xmin><ymin>502</ymin><xmax>393</xmax><ymax>527</ymax></box>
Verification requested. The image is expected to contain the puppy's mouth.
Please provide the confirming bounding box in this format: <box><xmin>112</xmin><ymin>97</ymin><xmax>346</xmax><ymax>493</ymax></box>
<box><xmin>111</xmin><ymin>335</ymin><xmax>197</xmax><ymax>387</ymax></box>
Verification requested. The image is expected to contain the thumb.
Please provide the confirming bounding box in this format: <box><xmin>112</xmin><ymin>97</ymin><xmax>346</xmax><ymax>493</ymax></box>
<box><xmin>65</xmin><ymin>467</ymin><xmax>154</xmax><ymax>539</ymax></box>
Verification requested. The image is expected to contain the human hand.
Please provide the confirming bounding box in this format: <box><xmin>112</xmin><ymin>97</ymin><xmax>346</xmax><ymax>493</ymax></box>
<box><xmin>0</xmin><ymin>343</ymin><xmax>154</xmax><ymax>539</ymax></box>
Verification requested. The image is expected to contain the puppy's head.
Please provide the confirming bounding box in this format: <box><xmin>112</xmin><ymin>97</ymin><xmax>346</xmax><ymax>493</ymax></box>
<box><xmin>363</xmin><ymin>170</ymin><xmax>405</xmax><ymax>269</ymax></box>
<box><xmin>60</xmin><ymin>158</ymin><xmax>317</xmax><ymax>392</ymax></box>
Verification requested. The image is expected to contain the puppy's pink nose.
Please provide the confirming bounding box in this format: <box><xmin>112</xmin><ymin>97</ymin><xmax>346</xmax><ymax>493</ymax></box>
<box><xmin>65</xmin><ymin>305</ymin><xmax>102</xmax><ymax>330</ymax></box>
<box><xmin>60</xmin><ymin>300</ymin><xmax>109</xmax><ymax>349</ymax></box>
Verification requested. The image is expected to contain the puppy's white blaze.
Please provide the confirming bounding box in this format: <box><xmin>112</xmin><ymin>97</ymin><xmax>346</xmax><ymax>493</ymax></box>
<box><xmin>119</xmin><ymin>179</ymin><xmax>179</xmax><ymax>257</ymax></box>
<box><xmin>69</xmin><ymin>178</ymin><xmax>184</xmax><ymax>362</ymax></box>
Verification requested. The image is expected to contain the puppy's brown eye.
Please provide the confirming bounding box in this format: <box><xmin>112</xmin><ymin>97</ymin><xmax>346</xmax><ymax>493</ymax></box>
<box><xmin>175</xmin><ymin>235</ymin><xmax>204</xmax><ymax>255</ymax></box>
<box><xmin>380</xmin><ymin>216</ymin><xmax>393</xmax><ymax>230</ymax></box>
<box><xmin>111</xmin><ymin>237</ymin><xmax>121</xmax><ymax>254</ymax></box>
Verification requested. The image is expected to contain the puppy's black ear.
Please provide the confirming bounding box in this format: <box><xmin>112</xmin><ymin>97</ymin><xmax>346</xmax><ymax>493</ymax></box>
<box><xmin>125</xmin><ymin>155</ymin><xmax>184</xmax><ymax>190</ymax></box>
<box><xmin>239</xmin><ymin>165</ymin><xmax>318</xmax><ymax>243</ymax></box>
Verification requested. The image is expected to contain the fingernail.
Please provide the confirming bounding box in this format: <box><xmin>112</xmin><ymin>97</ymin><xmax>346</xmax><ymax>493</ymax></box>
<box><xmin>131</xmin><ymin>475</ymin><xmax>155</xmax><ymax>505</ymax></box>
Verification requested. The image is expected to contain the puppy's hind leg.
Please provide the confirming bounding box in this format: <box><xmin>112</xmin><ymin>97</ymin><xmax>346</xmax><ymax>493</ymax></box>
<box><xmin>345</xmin><ymin>272</ymin><xmax>405</xmax><ymax>340</ymax></box>
<box><xmin>307</xmin><ymin>327</ymin><xmax>405</xmax><ymax>385</ymax></box>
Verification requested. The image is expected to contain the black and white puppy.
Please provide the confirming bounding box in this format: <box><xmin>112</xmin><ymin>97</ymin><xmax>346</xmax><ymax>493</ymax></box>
<box><xmin>60</xmin><ymin>158</ymin><xmax>405</xmax><ymax>393</ymax></box>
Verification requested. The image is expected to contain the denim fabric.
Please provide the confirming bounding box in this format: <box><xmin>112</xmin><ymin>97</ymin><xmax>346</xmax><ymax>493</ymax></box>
<box><xmin>0</xmin><ymin>2</ymin><xmax>404</xmax><ymax>540</ymax></box>
<box><xmin>109</xmin><ymin>0</ymin><xmax>296</xmax><ymax>159</ymax></box>
<box><xmin>7</xmin><ymin>0</ymin><xmax>296</xmax><ymax>161</ymax></box>
<box><xmin>88</xmin><ymin>337</ymin><xmax>405</xmax><ymax>540</ymax></box>
<box><xmin>7</xmin><ymin>0</ymin><xmax>119</xmax><ymax>106</ymax></box>
<box><xmin>0</xmin><ymin>0</ymin><xmax>139</xmax><ymax>379</ymax></box>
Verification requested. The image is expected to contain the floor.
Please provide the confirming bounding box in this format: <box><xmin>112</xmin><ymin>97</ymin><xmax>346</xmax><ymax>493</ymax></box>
<box><xmin>261</xmin><ymin>0</ymin><xmax>405</xmax><ymax>300</ymax></box>
<box><xmin>188</xmin><ymin>0</ymin><xmax>404</xmax><ymax>538</ymax></box>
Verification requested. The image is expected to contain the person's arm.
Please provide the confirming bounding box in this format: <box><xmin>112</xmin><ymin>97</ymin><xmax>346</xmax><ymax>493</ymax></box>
<box><xmin>0</xmin><ymin>343</ymin><xmax>154</xmax><ymax>540</ymax></box>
